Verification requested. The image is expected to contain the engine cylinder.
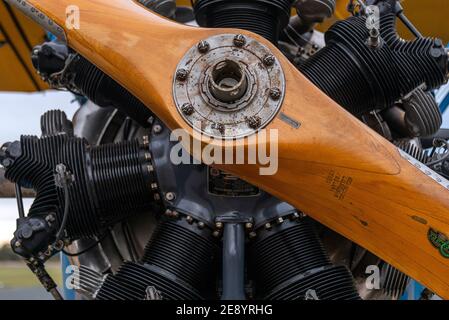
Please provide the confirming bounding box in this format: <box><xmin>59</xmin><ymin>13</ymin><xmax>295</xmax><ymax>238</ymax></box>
<box><xmin>248</xmin><ymin>217</ymin><xmax>360</xmax><ymax>300</ymax></box>
<box><xmin>299</xmin><ymin>14</ymin><xmax>448</xmax><ymax>116</ymax></box>
<box><xmin>140</xmin><ymin>217</ymin><xmax>220</xmax><ymax>299</ymax></box>
<box><xmin>2</xmin><ymin>111</ymin><xmax>157</xmax><ymax>241</ymax></box>
<box><xmin>194</xmin><ymin>0</ymin><xmax>294</xmax><ymax>44</ymax></box>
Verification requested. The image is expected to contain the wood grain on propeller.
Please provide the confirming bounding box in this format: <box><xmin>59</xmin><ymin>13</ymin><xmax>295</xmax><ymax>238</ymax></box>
<box><xmin>15</xmin><ymin>0</ymin><xmax>449</xmax><ymax>298</ymax></box>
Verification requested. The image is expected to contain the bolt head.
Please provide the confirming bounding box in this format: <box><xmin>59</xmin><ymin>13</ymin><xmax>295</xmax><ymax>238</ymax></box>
<box><xmin>197</xmin><ymin>40</ymin><xmax>210</xmax><ymax>53</ymax></box>
<box><xmin>233</xmin><ymin>34</ymin><xmax>246</xmax><ymax>47</ymax></box>
<box><xmin>181</xmin><ymin>103</ymin><xmax>194</xmax><ymax>116</ymax></box>
<box><xmin>215</xmin><ymin>222</ymin><xmax>224</xmax><ymax>229</ymax></box>
<box><xmin>176</xmin><ymin>68</ymin><xmax>189</xmax><ymax>81</ymax></box>
<box><xmin>265</xmin><ymin>223</ymin><xmax>272</xmax><ymax>230</ymax></box>
<box><xmin>269</xmin><ymin>88</ymin><xmax>282</xmax><ymax>100</ymax></box>
<box><xmin>142</xmin><ymin>135</ymin><xmax>150</xmax><ymax>147</ymax></box>
<box><xmin>249</xmin><ymin>232</ymin><xmax>257</xmax><ymax>239</ymax></box>
<box><xmin>263</xmin><ymin>54</ymin><xmax>276</xmax><ymax>66</ymax></box>
<box><xmin>198</xmin><ymin>222</ymin><xmax>205</xmax><ymax>229</ymax></box>
<box><xmin>213</xmin><ymin>231</ymin><xmax>221</xmax><ymax>238</ymax></box>
<box><xmin>245</xmin><ymin>222</ymin><xmax>253</xmax><ymax>230</ymax></box>
<box><xmin>165</xmin><ymin>192</ymin><xmax>176</xmax><ymax>201</ymax></box>
<box><xmin>153</xmin><ymin>124</ymin><xmax>163</xmax><ymax>134</ymax></box>
<box><xmin>246</xmin><ymin>116</ymin><xmax>261</xmax><ymax>130</ymax></box>
<box><xmin>14</xmin><ymin>241</ymin><xmax>21</xmax><ymax>248</ymax></box>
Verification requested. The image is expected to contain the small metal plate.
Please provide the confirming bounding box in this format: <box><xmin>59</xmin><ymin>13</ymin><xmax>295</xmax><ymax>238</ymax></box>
<box><xmin>173</xmin><ymin>34</ymin><xmax>286</xmax><ymax>140</ymax></box>
<box><xmin>5</xmin><ymin>0</ymin><xmax>67</xmax><ymax>42</ymax></box>
<box><xmin>398</xmin><ymin>148</ymin><xmax>449</xmax><ymax>190</ymax></box>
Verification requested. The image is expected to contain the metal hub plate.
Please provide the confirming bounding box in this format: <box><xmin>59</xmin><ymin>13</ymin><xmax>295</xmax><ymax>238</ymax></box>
<box><xmin>173</xmin><ymin>34</ymin><xmax>286</xmax><ymax>139</ymax></box>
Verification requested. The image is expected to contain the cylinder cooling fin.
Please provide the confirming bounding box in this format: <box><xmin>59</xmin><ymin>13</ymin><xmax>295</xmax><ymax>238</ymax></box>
<box><xmin>248</xmin><ymin>217</ymin><xmax>360</xmax><ymax>300</ymax></box>
<box><xmin>96</xmin><ymin>216</ymin><xmax>220</xmax><ymax>300</ymax></box>
<box><xmin>0</xmin><ymin>111</ymin><xmax>158</xmax><ymax>258</ymax></box>
<box><xmin>299</xmin><ymin>13</ymin><xmax>448</xmax><ymax>116</ymax></box>
<box><xmin>194</xmin><ymin>0</ymin><xmax>294</xmax><ymax>44</ymax></box>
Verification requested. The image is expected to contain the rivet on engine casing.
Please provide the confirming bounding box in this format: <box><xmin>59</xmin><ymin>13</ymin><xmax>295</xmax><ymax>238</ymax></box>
<box><xmin>197</xmin><ymin>40</ymin><xmax>210</xmax><ymax>53</ymax></box>
<box><xmin>176</xmin><ymin>68</ymin><xmax>189</xmax><ymax>81</ymax></box>
<box><xmin>142</xmin><ymin>135</ymin><xmax>150</xmax><ymax>147</ymax></box>
<box><xmin>233</xmin><ymin>34</ymin><xmax>246</xmax><ymax>47</ymax></box>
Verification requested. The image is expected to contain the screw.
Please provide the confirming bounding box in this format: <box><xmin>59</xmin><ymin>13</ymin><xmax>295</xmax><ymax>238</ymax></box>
<box><xmin>14</xmin><ymin>241</ymin><xmax>21</xmax><ymax>248</ymax></box>
<box><xmin>165</xmin><ymin>192</ymin><xmax>176</xmax><ymax>201</ymax></box>
<box><xmin>263</xmin><ymin>54</ymin><xmax>276</xmax><ymax>66</ymax></box>
<box><xmin>234</xmin><ymin>34</ymin><xmax>246</xmax><ymax>47</ymax></box>
<box><xmin>368</xmin><ymin>27</ymin><xmax>380</xmax><ymax>48</ymax></box>
<box><xmin>245</xmin><ymin>222</ymin><xmax>253</xmax><ymax>230</ymax></box>
<box><xmin>45</xmin><ymin>214</ymin><xmax>56</xmax><ymax>223</ymax></box>
<box><xmin>198</xmin><ymin>221</ymin><xmax>205</xmax><ymax>229</ymax></box>
<box><xmin>269</xmin><ymin>88</ymin><xmax>282</xmax><ymax>100</ymax></box>
<box><xmin>144</xmin><ymin>152</ymin><xmax>152</xmax><ymax>161</ymax></box>
<box><xmin>186</xmin><ymin>216</ymin><xmax>194</xmax><ymax>224</ymax></box>
<box><xmin>153</xmin><ymin>124</ymin><xmax>163</xmax><ymax>134</ymax></box>
<box><xmin>246</xmin><ymin>116</ymin><xmax>261</xmax><ymax>129</ymax></box>
<box><xmin>181</xmin><ymin>103</ymin><xmax>194</xmax><ymax>116</ymax></box>
<box><xmin>142</xmin><ymin>135</ymin><xmax>150</xmax><ymax>147</ymax></box>
<box><xmin>197</xmin><ymin>40</ymin><xmax>210</xmax><ymax>53</ymax></box>
<box><xmin>214</xmin><ymin>123</ymin><xmax>225</xmax><ymax>135</ymax></box>
<box><xmin>165</xmin><ymin>209</ymin><xmax>173</xmax><ymax>217</ymax></box>
<box><xmin>249</xmin><ymin>232</ymin><xmax>257</xmax><ymax>239</ymax></box>
<box><xmin>215</xmin><ymin>222</ymin><xmax>224</xmax><ymax>229</ymax></box>
<box><xmin>176</xmin><ymin>68</ymin><xmax>189</xmax><ymax>81</ymax></box>
<box><xmin>265</xmin><ymin>222</ymin><xmax>272</xmax><ymax>230</ymax></box>
<box><xmin>213</xmin><ymin>231</ymin><xmax>221</xmax><ymax>238</ymax></box>
<box><xmin>277</xmin><ymin>217</ymin><xmax>284</xmax><ymax>224</ymax></box>
<box><xmin>147</xmin><ymin>165</ymin><xmax>154</xmax><ymax>173</ymax></box>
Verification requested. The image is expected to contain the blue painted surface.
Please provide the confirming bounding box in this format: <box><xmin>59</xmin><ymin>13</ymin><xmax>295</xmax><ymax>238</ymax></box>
<box><xmin>61</xmin><ymin>253</ymin><xmax>76</xmax><ymax>300</ymax></box>
<box><xmin>436</xmin><ymin>44</ymin><xmax>449</xmax><ymax>113</ymax></box>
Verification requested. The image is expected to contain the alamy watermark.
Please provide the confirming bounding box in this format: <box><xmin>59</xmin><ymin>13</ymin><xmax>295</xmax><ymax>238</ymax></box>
<box><xmin>169</xmin><ymin>126</ymin><xmax>279</xmax><ymax>176</ymax></box>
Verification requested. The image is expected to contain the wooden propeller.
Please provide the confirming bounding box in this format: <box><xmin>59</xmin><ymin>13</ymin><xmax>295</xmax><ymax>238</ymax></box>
<box><xmin>9</xmin><ymin>0</ymin><xmax>449</xmax><ymax>298</ymax></box>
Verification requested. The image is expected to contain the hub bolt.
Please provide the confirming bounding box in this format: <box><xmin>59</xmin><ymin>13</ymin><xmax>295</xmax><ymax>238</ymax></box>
<box><xmin>263</xmin><ymin>54</ymin><xmax>276</xmax><ymax>66</ymax></box>
<box><xmin>176</xmin><ymin>68</ymin><xmax>189</xmax><ymax>81</ymax></box>
<box><xmin>197</xmin><ymin>40</ymin><xmax>210</xmax><ymax>53</ymax></box>
<box><xmin>269</xmin><ymin>88</ymin><xmax>282</xmax><ymax>100</ymax></box>
<box><xmin>181</xmin><ymin>103</ymin><xmax>194</xmax><ymax>116</ymax></box>
<box><xmin>233</xmin><ymin>34</ymin><xmax>246</xmax><ymax>47</ymax></box>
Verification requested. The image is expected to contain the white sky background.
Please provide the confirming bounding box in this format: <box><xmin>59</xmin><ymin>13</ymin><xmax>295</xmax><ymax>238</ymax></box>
<box><xmin>1</xmin><ymin>90</ymin><xmax>449</xmax><ymax>244</ymax></box>
<box><xmin>0</xmin><ymin>91</ymin><xmax>78</xmax><ymax>244</ymax></box>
